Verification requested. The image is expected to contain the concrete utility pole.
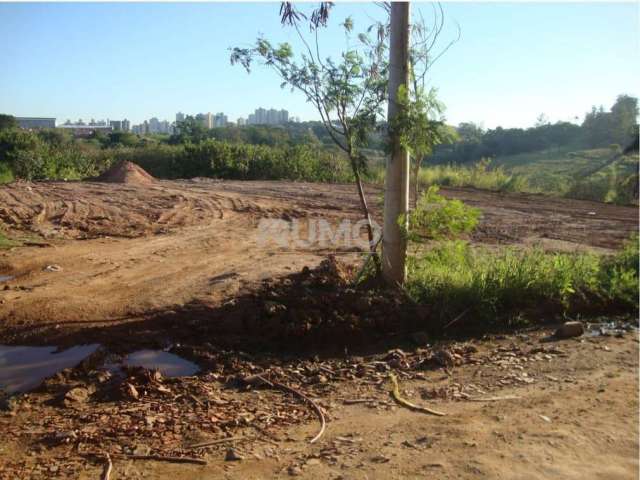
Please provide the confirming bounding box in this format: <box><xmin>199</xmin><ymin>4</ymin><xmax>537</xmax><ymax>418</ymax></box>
<box><xmin>383</xmin><ymin>1</ymin><xmax>411</xmax><ymax>285</ymax></box>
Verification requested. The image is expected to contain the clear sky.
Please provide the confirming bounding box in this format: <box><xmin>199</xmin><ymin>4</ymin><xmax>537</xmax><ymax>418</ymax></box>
<box><xmin>0</xmin><ymin>2</ymin><xmax>638</xmax><ymax>128</ymax></box>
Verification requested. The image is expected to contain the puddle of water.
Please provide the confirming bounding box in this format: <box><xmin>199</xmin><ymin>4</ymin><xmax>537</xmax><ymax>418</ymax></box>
<box><xmin>0</xmin><ymin>275</ymin><xmax>14</xmax><ymax>283</ymax></box>
<box><xmin>0</xmin><ymin>344</ymin><xmax>99</xmax><ymax>394</ymax></box>
<box><xmin>123</xmin><ymin>350</ymin><xmax>199</xmax><ymax>377</ymax></box>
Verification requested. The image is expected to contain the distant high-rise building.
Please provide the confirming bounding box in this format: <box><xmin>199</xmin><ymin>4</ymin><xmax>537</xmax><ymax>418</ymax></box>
<box><xmin>237</xmin><ymin>117</ymin><xmax>246</xmax><ymax>126</ymax></box>
<box><xmin>109</xmin><ymin>120</ymin><xmax>123</xmax><ymax>131</ymax></box>
<box><xmin>246</xmin><ymin>108</ymin><xmax>290</xmax><ymax>125</ymax></box>
<box><xmin>148</xmin><ymin>117</ymin><xmax>161</xmax><ymax>134</ymax></box>
<box><xmin>122</xmin><ymin>119</ymin><xmax>131</xmax><ymax>132</ymax></box>
<box><xmin>214</xmin><ymin>112</ymin><xmax>228</xmax><ymax>128</ymax></box>
<box><xmin>16</xmin><ymin>117</ymin><xmax>56</xmax><ymax>129</ymax></box>
<box><xmin>176</xmin><ymin>112</ymin><xmax>185</xmax><ymax>123</ymax></box>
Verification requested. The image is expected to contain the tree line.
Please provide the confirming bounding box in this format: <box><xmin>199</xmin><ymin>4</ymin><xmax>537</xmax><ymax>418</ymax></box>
<box><xmin>430</xmin><ymin>95</ymin><xmax>638</xmax><ymax>165</ymax></box>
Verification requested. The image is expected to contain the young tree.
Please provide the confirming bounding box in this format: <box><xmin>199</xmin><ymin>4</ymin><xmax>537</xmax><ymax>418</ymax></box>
<box><xmin>404</xmin><ymin>3</ymin><xmax>460</xmax><ymax>209</ymax></box>
<box><xmin>230</xmin><ymin>8</ymin><xmax>388</xmax><ymax>258</ymax></box>
<box><xmin>232</xmin><ymin>2</ymin><xmax>458</xmax><ymax>280</ymax></box>
<box><xmin>392</xmin><ymin>87</ymin><xmax>458</xmax><ymax>207</ymax></box>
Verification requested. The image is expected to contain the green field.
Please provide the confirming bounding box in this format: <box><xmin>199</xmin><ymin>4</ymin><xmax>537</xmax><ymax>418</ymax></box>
<box><xmin>405</xmin><ymin>147</ymin><xmax>638</xmax><ymax>205</ymax></box>
<box><xmin>493</xmin><ymin>147</ymin><xmax>638</xmax><ymax>203</ymax></box>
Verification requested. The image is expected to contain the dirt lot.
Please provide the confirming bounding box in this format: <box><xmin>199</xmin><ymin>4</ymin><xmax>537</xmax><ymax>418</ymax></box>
<box><xmin>0</xmin><ymin>179</ymin><xmax>636</xmax><ymax>332</ymax></box>
<box><xmin>0</xmin><ymin>178</ymin><xmax>638</xmax><ymax>479</ymax></box>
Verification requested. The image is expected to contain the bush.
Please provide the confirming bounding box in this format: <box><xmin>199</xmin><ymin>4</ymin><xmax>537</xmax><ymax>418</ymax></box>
<box><xmin>407</xmin><ymin>186</ymin><xmax>481</xmax><ymax>240</ymax></box>
<box><xmin>175</xmin><ymin>140</ymin><xmax>353</xmax><ymax>182</ymax></box>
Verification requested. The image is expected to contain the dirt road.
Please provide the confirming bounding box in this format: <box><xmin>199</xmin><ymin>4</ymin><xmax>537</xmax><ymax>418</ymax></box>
<box><xmin>0</xmin><ymin>179</ymin><xmax>636</xmax><ymax>333</ymax></box>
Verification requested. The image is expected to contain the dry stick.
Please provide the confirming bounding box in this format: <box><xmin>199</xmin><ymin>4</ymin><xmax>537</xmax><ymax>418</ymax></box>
<box><xmin>389</xmin><ymin>373</ymin><xmax>446</xmax><ymax>417</ymax></box>
<box><xmin>342</xmin><ymin>398</ymin><xmax>394</xmax><ymax>407</ymax></box>
<box><xmin>116</xmin><ymin>454</ymin><xmax>207</xmax><ymax>465</ymax></box>
<box><xmin>443</xmin><ymin>308</ymin><xmax>470</xmax><ymax>330</ymax></box>
<box><xmin>342</xmin><ymin>398</ymin><xmax>378</xmax><ymax>404</ymax></box>
<box><xmin>353</xmin><ymin>235</ymin><xmax>383</xmax><ymax>286</ymax></box>
<box><xmin>467</xmin><ymin>395</ymin><xmax>521</xmax><ymax>402</ymax></box>
<box><xmin>255</xmin><ymin>374</ymin><xmax>326</xmax><ymax>444</ymax></box>
<box><xmin>101</xmin><ymin>453</ymin><xmax>112</xmax><ymax>480</ymax></box>
<box><xmin>187</xmin><ymin>435</ymin><xmax>245</xmax><ymax>450</ymax></box>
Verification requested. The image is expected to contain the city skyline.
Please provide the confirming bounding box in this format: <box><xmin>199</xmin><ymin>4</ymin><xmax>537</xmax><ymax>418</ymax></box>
<box><xmin>1</xmin><ymin>3</ymin><xmax>637</xmax><ymax>129</ymax></box>
<box><xmin>13</xmin><ymin>105</ymin><xmax>298</xmax><ymax>135</ymax></box>
<box><xmin>23</xmin><ymin>106</ymin><xmax>296</xmax><ymax>128</ymax></box>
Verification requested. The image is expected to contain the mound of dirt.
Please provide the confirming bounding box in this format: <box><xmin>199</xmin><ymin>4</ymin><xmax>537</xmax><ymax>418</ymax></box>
<box><xmin>94</xmin><ymin>161</ymin><xmax>156</xmax><ymax>185</ymax></box>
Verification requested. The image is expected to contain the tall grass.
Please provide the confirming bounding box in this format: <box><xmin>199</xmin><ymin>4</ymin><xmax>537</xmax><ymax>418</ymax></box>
<box><xmin>0</xmin><ymin>162</ymin><xmax>14</xmax><ymax>184</ymax></box>
<box><xmin>417</xmin><ymin>159</ymin><xmax>526</xmax><ymax>192</ymax></box>
<box><xmin>406</xmin><ymin>237</ymin><xmax>639</xmax><ymax>330</ymax></box>
<box><xmin>368</xmin><ymin>159</ymin><xmax>524</xmax><ymax>192</ymax></box>
<box><xmin>370</xmin><ymin>150</ymin><xmax>638</xmax><ymax>205</ymax></box>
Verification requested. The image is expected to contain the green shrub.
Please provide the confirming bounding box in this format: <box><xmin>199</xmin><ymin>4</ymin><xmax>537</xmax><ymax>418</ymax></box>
<box><xmin>598</xmin><ymin>235</ymin><xmax>639</xmax><ymax>306</ymax></box>
<box><xmin>407</xmin><ymin>186</ymin><xmax>481</xmax><ymax>240</ymax></box>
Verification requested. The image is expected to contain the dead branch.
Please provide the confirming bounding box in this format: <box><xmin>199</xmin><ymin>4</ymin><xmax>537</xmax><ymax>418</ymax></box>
<box><xmin>101</xmin><ymin>453</ymin><xmax>112</xmax><ymax>480</ymax></box>
<box><xmin>467</xmin><ymin>395</ymin><xmax>521</xmax><ymax>402</ymax></box>
<box><xmin>443</xmin><ymin>308</ymin><xmax>470</xmax><ymax>329</ymax></box>
<box><xmin>187</xmin><ymin>436</ymin><xmax>245</xmax><ymax>450</ymax></box>
<box><xmin>117</xmin><ymin>454</ymin><xmax>207</xmax><ymax>465</ymax></box>
<box><xmin>342</xmin><ymin>398</ymin><xmax>394</xmax><ymax>406</ymax></box>
<box><xmin>254</xmin><ymin>374</ymin><xmax>326</xmax><ymax>444</ymax></box>
<box><xmin>389</xmin><ymin>373</ymin><xmax>446</xmax><ymax>416</ymax></box>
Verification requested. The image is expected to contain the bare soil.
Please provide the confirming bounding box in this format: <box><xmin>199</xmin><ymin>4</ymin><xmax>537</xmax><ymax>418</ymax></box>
<box><xmin>94</xmin><ymin>161</ymin><xmax>157</xmax><ymax>186</ymax></box>
<box><xmin>0</xmin><ymin>179</ymin><xmax>636</xmax><ymax>332</ymax></box>
<box><xmin>0</xmin><ymin>329</ymin><xmax>637</xmax><ymax>479</ymax></box>
<box><xmin>0</xmin><ymin>178</ymin><xmax>637</xmax><ymax>479</ymax></box>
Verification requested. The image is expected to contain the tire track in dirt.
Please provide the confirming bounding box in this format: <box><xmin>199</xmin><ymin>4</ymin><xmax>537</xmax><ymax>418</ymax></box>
<box><xmin>0</xmin><ymin>178</ymin><xmax>636</xmax><ymax>331</ymax></box>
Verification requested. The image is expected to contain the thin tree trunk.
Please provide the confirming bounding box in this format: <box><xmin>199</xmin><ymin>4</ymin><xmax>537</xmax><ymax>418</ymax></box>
<box><xmin>412</xmin><ymin>157</ymin><xmax>420</xmax><ymax>209</ymax></box>
<box><xmin>383</xmin><ymin>1</ymin><xmax>411</xmax><ymax>285</ymax></box>
<box><xmin>349</xmin><ymin>154</ymin><xmax>380</xmax><ymax>267</ymax></box>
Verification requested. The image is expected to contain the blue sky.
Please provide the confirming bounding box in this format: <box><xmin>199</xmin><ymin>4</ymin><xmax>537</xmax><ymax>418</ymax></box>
<box><xmin>0</xmin><ymin>2</ymin><xmax>638</xmax><ymax>128</ymax></box>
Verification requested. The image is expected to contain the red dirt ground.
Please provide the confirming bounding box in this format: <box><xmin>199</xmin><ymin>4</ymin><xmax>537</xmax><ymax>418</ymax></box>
<box><xmin>0</xmin><ymin>179</ymin><xmax>637</xmax><ymax>479</ymax></box>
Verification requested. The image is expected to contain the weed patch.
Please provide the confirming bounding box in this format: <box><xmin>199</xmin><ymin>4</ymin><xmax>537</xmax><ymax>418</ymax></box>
<box><xmin>406</xmin><ymin>238</ymin><xmax>639</xmax><ymax>331</ymax></box>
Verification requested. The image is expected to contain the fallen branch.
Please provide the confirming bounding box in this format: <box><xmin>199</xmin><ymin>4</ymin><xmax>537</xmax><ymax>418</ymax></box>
<box><xmin>116</xmin><ymin>454</ymin><xmax>207</xmax><ymax>465</ymax></box>
<box><xmin>254</xmin><ymin>374</ymin><xmax>326</xmax><ymax>444</ymax></box>
<box><xmin>341</xmin><ymin>398</ymin><xmax>394</xmax><ymax>406</ymax></box>
<box><xmin>467</xmin><ymin>395</ymin><xmax>521</xmax><ymax>402</ymax></box>
<box><xmin>342</xmin><ymin>398</ymin><xmax>378</xmax><ymax>404</ymax></box>
<box><xmin>389</xmin><ymin>373</ymin><xmax>446</xmax><ymax>417</ymax></box>
<box><xmin>101</xmin><ymin>453</ymin><xmax>112</xmax><ymax>480</ymax></box>
<box><xmin>187</xmin><ymin>436</ymin><xmax>245</xmax><ymax>450</ymax></box>
<box><xmin>443</xmin><ymin>308</ymin><xmax>470</xmax><ymax>330</ymax></box>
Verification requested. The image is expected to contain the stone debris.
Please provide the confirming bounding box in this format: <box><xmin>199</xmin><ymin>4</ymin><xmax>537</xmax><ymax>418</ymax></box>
<box><xmin>225</xmin><ymin>448</ymin><xmax>244</xmax><ymax>461</ymax></box>
<box><xmin>554</xmin><ymin>321</ymin><xmax>585</xmax><ymax>339</ymax></box>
